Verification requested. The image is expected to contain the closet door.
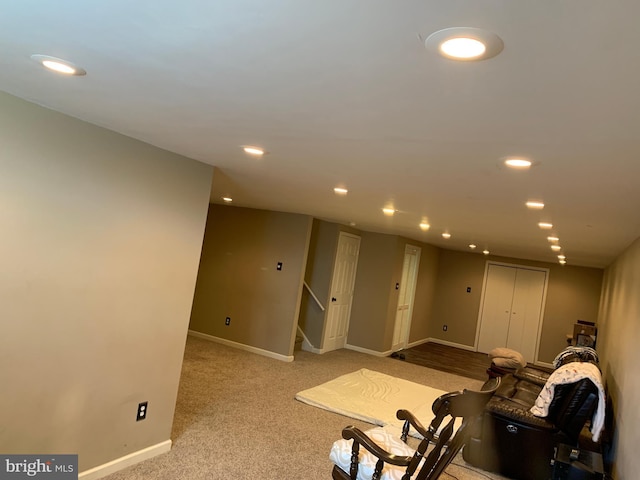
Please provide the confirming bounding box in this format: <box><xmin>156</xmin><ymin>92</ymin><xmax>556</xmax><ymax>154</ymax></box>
<box><xmin>506</xmin><ymin>268</ymin><xmax>546</xmax><ymax>361</ymax></box>
<box><xmin>477</xmin><ymin>264</ymin><xmax>517</xmax><ymax>354</ymax></box>
<box><xmin>477</xmin><ymin>263</ymin><xmax>547</xmax><ymax>363</ymax></box>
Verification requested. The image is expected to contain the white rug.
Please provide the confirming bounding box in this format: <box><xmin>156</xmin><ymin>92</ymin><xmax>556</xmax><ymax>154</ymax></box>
<box><xmin>295</xmin><ymin>368</ymin><xmax>452</xmax><ymax>432</ymax></box>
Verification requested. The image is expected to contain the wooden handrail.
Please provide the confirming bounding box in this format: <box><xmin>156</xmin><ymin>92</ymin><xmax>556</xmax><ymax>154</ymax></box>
<box><xmin>303</xmin><ymin>281</ymin><xmax>326</xmax><ymax>311</ymax></box>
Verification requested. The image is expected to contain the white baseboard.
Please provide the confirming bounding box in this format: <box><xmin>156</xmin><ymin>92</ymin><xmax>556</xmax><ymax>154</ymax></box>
<box><xmin>79</xmin><ymin>440</ymin><xmax>171</xmax><ymax>480</ymax></box>
<box><xmin>345</xmin><ymin>343</ymin><xmax>392</xmax><ymax>357</ymax></box>
<box><xmin>406</xmin><ymin>338</ymin><xmax>430</xmax><ymax>349</ymax></box>
<box><xmin>188</xmin><ymin>330</ymin><xmax>294</xmax><ymax>362</ymax></box>
<box><xmin>424</xmin><ymin>337</ymin><xmax>477</xmax><ymax>352</ymax></box>
<box><xmin>301</xmin><ymin>343</ymin><xmax>325</xmax><ymax>354</ymax></box>
<box><xmin>297</xmin><ymin>326</ymin><xmax>324</xmax><ymax>354</ymax></box>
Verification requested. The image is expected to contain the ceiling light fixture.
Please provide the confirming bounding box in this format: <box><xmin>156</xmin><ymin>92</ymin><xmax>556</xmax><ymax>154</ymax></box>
<box><xmin>538</xmin><ymin>222</ymin><xmax>553</xmax><ymax>229</ymax></box>
<box><xmin>222</xmin><ymin>197</ymin><xmax>233</xmax><ymax>203</ymax></box>
<box><xmin>547</xmin><ymin>236</ymin><xmax>560</xmax><ymax>243</ymax></box>
<box><xmin>469</xmin><ymin>244</ymin><xmax>477</xmax><ymax>249</ymax></box>
<box><xmin>483</xmin><ymin>249</ymin><xmax>490</xmax><ymax>255</ymax></box>
<box><xmin>31</xmin><ymin>54</ymin><xmax>86</xmax><ymax>76</ymax></box>
<box><xmin>425</xmin><ymin>27</ymin><xmax>503</xmax><ymax>61</ymax></box>
<box><xmin>505</xmin><ymin>158</ymin><xmax>532</xmax><ymax>169</ymax></box>
<box><xmin>382</xmin><ymin>207</ymin><xmax>395</xmax><ymax>216</ymax></box>
<box><xmin>243</xmin><ymin>146</ymin><xmax>265</xmax><ymax>156</ymax></box>
<box><xmin>526</xmin><ymin>201</ymin><xmax>545</xmax><ymax>209</ymax></box>
<box><xmin>559</xmin><ymin>260</ymin><xmax>567</xmax><ymax>265</ymax></box>
<box><xmin>551</xmin><ymin>245</ymin><xmax>562</xmax><ymax>252</ymax></box>
<box><xmin>442</xmin><ymin>232</ymin><xmax>451</xmax><ymax>239</ymax></box>
<box><xmin>558</xmin><ymin>255</ymin><xmax>566</xmax><ymax>260</ymax></box>
<box><xmin>334</xmin><ymin>187</ymin><xmax>348</xmax><ymax>195</ymax></box>
<box><xmin>419</xmin><ymin>222</ymin><xmax>430</xmax><ymax>231</ymax></box>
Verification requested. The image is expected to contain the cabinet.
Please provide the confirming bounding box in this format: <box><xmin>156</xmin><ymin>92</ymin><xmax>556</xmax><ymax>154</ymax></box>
<box><xmin>477</xmin><ymin>263</ymin><xmax>547</xmax><ymax>363</ymax></box>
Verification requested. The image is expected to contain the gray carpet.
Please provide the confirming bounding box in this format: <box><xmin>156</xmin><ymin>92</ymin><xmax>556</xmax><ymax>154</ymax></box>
<box><xmin>102</xmin><ymin>336</ymin><xmax>508</xmax><ymax>479</ymax></box>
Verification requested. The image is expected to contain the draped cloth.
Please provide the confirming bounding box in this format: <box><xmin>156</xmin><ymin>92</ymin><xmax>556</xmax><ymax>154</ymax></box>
<box><xmin>530</xmin><ymin>362</ymin><xmax>605</xmax><ymax>442</ymax></box>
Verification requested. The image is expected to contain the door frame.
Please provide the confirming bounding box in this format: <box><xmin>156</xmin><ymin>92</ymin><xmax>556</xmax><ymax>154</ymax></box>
<box><xmin>474</xmin><ymin>261</ymin><xmax>550</xmax><ymax>364</ymax></box>
<box><xmin>391</xmin><ymin>244</ymin><xmax>421</xmax><ymax>352</ymax></box>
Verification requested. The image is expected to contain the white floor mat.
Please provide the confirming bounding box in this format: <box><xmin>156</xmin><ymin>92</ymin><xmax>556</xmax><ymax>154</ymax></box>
<box><xmin>295</xmin><ymin>368</ymin><xmax>452</xmax><ymax>432</ymax></box>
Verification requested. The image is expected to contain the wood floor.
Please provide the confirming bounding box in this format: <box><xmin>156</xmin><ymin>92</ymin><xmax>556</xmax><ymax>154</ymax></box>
<box><xmin>391</xmin><ymin>342</ymin><xmax>491</xmax><ymax>381</ymax></box>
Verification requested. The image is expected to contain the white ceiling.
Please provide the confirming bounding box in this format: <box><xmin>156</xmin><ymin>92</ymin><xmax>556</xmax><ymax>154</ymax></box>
<box><xmin>2</xmin><ymin>1</ymin><xmax>639</xmax><ymax>268</ymax></box>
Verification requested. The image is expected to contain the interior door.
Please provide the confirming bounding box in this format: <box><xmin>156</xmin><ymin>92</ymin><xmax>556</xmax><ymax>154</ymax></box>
<box><xmin>392</xmin><ymin>245</ymin><xmax>420</xmax><ymax>352</ymax></box>
<box><xmin>323</xmin><ymin>232</ymin><xmax>360</xmax><ymax>352</ymax></box>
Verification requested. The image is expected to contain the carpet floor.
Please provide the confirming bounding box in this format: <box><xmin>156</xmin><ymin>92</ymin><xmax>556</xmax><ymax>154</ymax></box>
<box><xmin>102</xmin><ymin>336</ymin><xmax>509</xmax><ymax>480</ymax></box>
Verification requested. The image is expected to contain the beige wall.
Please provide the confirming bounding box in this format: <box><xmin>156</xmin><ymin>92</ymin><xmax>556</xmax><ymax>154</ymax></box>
<box><xmin>426</xmin><ymin>250</ymin><xmax>604</xmax><ymax>363</ymax></box>
<box><xmin>0</xmin><ymin>92</ymin><xmax>212</xmax><ymax>471</ymax></box>
<box><xmin>538</xmin><ymin>261</ymin><xmax>603</xmax><ymax>360</ymax></box>
<box><xmin>348</xmin><ymin>233</ymin><xmax>439</xmax><ymax>352</ymax></box>
<box><xmin>598</xmin><ymin>235</ymin><xmax>640</xmax><ymax>479</ymax></box>
<box><xmin>349</xmin><ymin>232</ymin><xmax>399</xmax><ymax>351</ymax></box>
<box><xmin>428</xmin><ymin>250</ymin><xmax>487</xmax><ymax>345</ymax></box>
<box><xmin>189</xmin><ymin>204</ymin><xmax>312</xmax><ymax>357</ymax></box>
<box><xmin>299</xmin><ymin>219</ymin><xmax>339</xmax><ymax>347</ymax></box>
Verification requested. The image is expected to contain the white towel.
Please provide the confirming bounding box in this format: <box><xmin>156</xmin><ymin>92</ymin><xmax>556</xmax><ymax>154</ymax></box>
<box><xmin>530</xmin><ymin>362</ymin><xmax>605</xmax><ymax>442</ymax></box>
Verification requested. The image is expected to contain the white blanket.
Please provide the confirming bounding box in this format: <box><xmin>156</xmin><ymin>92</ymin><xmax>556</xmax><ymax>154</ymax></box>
<box><xmin>295</xmin><ymin>368</ymin><xmax>451</xmax><ymax>433</ymax></box>
<box><xmin>530</xmin><ymin>362</ymin><xmax>605</xmax><ymax>442</ymax></box>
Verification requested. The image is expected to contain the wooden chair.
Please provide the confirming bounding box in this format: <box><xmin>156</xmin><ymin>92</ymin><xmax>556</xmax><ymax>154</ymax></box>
<box><xmin>330</xmin><ymin>379</ymin><xmax>499</xmax><ymax>480</ymax></box>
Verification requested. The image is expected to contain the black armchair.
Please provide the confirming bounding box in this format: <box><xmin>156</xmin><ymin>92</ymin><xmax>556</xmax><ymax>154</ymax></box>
<box><xmin>463</xmin><ymin>364</ymin><xmax>601</xmax><ymax>480</ymax></box>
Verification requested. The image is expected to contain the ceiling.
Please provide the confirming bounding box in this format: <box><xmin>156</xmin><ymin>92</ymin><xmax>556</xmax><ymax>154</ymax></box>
<box><xmin>1</xmin><ymin>1</ymin><xmax>639</xmax><ymax>269</ymax></box>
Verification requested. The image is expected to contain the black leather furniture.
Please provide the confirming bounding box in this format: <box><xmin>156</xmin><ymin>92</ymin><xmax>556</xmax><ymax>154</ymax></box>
<box><xmin>463</xmin><ymin>364</ymin><xmax>600</xmax><ymax>480</ymax></box>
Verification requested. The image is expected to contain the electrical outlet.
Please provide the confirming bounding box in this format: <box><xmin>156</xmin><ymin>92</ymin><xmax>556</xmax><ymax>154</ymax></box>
<box><xmin>442</xmin><ymin>324</ymin><xmax>448</xmax><ymax>332</ymax></box>
<box><xmin>225</xmin><ymin>316</ymin><xmax>231</xmax><ymax>326</ymax></box>
<box><xmin>137</xmin><ymin>401</ymin><xmax>148</xmax><ymax>421</ymax></box>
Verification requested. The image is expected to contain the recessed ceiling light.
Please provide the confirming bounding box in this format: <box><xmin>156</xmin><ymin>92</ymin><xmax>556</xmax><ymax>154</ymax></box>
<box><xmin>334</xmin><ymin>187</ymin><xmax>348</xmax><ymax>195</ymax></box>
<box><xmin>382</xmin><ymin>207</ymin><xmax>395</xmax><ymax>216</ymax></box>
<box><xmin>442</xmin><ymin>37</ymin><xmax>486</xmax><ymax>58</ymax></box>
<box><xmin>551</xmin><ymin>245</ymin><xmax>562</xmax><ymax>252</ymax></box>
<box><xmin>469</xmin><ymin>244</ymin><xmax>477</xmax><ymax>249</ymax></box>
<box><xmin>558</xmin><ymin>255</ymin><xmax>566</xmax><ymax>260</ymax></box>
<box><xmin>419</xmin><ymin>222</ymin><xmax>430</xmax><ymax>231</ymax></box>
<box><xmin>31</xmin><ymin>54</ymin><xmax>86</xmax><ymax>76</ymax></box>
<box><xmin>547</xmin><ymin>236</ymin><xmax>560</xmax><ymax>243</ymax></box>
<box><xmin>442</xmin><ymin>232</ymin><xmax>451</xmax><ymax>239</ymax></box>
<box><xmin>559</xmin><ymin>259</ymin><xmax>567</xmax><ymax>265</ymax></box>
<box><xmin>526</xmin><ymin>201</ymin><xmax>545</xmax><ymax>209</ymax></box>
<box><xmin>483</xmin><ymin>249</ymin><xmax>490</xmax><ymax>255</ymax></box>
<box><xmin>222</xmin><ymin>197</ymin><xmax>233</xmax><ymax>203</ymax></box>
<box><xmin>505</xmin><ymin>158</ymin><xmax>532</xmax><ymax>169</ymax></box>
<box><xmin>538</xmin><ymin>222</ymin><xmax>553</xmax><ymax>229</ymax></box>
<box><xmin>425</xmin><ymin>27</ymin><xmax>503</xmax><ymax>61</ymax></box>
<box><xmin>243</xmin><ymin>146</ymin><xmax>265</xmax><ymax>156</ymax></box>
